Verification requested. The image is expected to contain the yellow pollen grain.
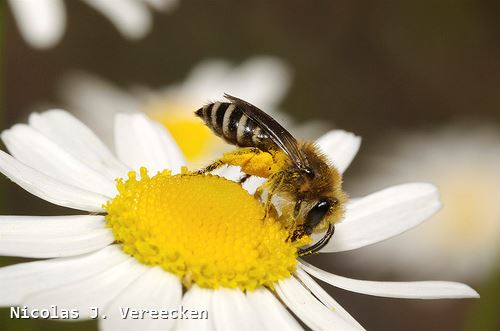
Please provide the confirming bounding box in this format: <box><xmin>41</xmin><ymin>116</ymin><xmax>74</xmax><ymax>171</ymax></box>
<box><xmin>104</xmin><ymin>168</ymin><xmax>308</xmax><ymax>291</ymax></box>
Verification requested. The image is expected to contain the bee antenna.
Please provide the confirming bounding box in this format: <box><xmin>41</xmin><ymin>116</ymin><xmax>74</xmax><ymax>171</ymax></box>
<box><xmin>297</xmin><ymin>224</ymin><xmax>335</xmax><ymax>257</ymax></box>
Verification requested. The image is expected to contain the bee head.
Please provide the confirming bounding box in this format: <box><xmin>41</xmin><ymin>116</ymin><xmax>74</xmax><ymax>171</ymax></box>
<box><xmin>303</xmin><ymin>197</ymin><xmax>339</xmax><ymax>234</ymax></box>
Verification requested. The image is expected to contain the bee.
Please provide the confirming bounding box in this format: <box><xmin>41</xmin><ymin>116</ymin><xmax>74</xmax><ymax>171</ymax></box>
<box><xmin>195</xmin><ymin>94</ymin><xmax>347</xmax><ymax>256</ymax></box>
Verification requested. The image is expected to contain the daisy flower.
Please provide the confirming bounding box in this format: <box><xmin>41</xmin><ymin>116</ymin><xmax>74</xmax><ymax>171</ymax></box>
<box><xmin>0</xmin><ymin>110</ymin><xmax>478</xmax><ymax>330</ymax></box>
<box><xmin>58</xmin><ymin>57</ymin><xmax>328</xmax><ymax>167</ymax></box>
<box><xmin>346</xmin><ymin>124</ymin><xmax>500</xmax><ymax>282</ymax></box>
<box><xmin>7</xmin><ymin>0</ymin><xmax>178</xmax><ymax>49</ymax></box>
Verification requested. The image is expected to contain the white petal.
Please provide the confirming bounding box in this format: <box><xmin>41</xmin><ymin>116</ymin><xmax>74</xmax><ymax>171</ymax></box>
<box><xmin>169</xmin><ymin>57</ymin><xmax>290</xmax><ymax>110</ymax></box>
<box><xmin>211</xmin><ymin>166</ymin><xmax>268</xmax><ymax>196</ymax></box>
<box><xmin>0</xmin><ymin>150</ymin><xmax>108</xmax><ymax>212</ymax></box>
<box><xmin>223</xmin><ymin>57</ymin><xmax>291</xmax><ymax>108</ymax></box>
<box><xmin>23</xmin><ymin>258</ymin><xmax>147</xmax><ymax>318</ymax></box>
<box><xmin>8</xmin><ymin>0</ymin><xmax>66</xmax><ymax>49</ymax></box>
<box><xmin>317</xmin><ymin>183</ymin><xmax>441</xmax><ymax>253</ymax></box>
<box><xmin>29</xmin><ymin>110</ymin><xmax>128</xmax><ymax>179</ymax></box>
<box><xmin>0</xmin><ymin>245</ymin><xmax>127</xmax><ymax>306</ymax></box>
<box><xmin>114</xmin><ymin>113</ymin><xmax>185</xmax><ymax>174</ymax></box>
<box><xmin>0</xmin><ymin>215</ymin><xmax>113</xmax><ymax>258</ymax></box>
<box><xmin>275</xmin><ymin>276</ymin><xmax>362</xmax><ymax>331</ymax></box>
<box><xmin>152</xmin><ymin>121</ymin><xmax>187</xmax><ymax>172</ymax></box>
<box><xmin>101</xmin><ymin>267</ymin><xmax>181</xmax><ymax>331</ymax></box>
<box><xmin>173</xmin><ymin>61</ymin><xmax>232</xmax><ymax>101</ymax></box>
<box><xmin>174</xmin><ymin>285</ymin><xmax>213</xmax><ymax>331</ymax></box>
<box><xmin>242</xmin><ymin>176</ymin><xmax>267</xmax><ymax>195</ymax></box>
<box><xmin>2</xmin><ymin>124</ymin><xmax>117</xmax><ymax>197</ymax></box>
<box><xmin>246</xmin><ymin>288</ymin><xmax>303</xmax><ymax>331</ymax></box>
<box><xmin>82</xmin><ymin>0</ymin><xmax>151</xmax><ymax>39</ymax></box>
<box><xmin>211</xmin><ymin>288</ymin><xmax>265</xmax><ymax>331</ymax></box>
<box><xmin>315</xmin><ymin>130</ymin><xmax>361</xmax><ymax>174</ymax></box>
<box><xmin>294</xmin><ymin>268</ymin><xmax>364</xmax><ymax>330</ymax></box>
<box><xmin>59</xmin><ymin>72</ymin><xmax>141</xmax><ymax>147</ymax></box>
<box><xmin>299</xmin><ymin>261</ymin><xmax>480</xmax><ymax>299</ymax></box>
<box><xmin>144</xmin><ymin>0</ymin><xmax>178</xmax><ymax>11</ymax></box>
<box><xmin>212</xmin><ymin>165</ymin><xmax>244</xmax><ymax>182</ymax></box>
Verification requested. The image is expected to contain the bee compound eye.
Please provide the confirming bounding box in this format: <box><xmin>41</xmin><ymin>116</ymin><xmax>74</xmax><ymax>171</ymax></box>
<box><xmin>305</xmin><ymin>199</ymin><xmax>331</xmax><ymax>230</ymax></box>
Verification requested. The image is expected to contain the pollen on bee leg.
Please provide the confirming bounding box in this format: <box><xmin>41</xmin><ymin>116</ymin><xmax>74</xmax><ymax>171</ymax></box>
<box><xmin>221</xmin><ymin>148</ymin><xmax>275</xmax><ymax>177</ymax></box>
<box><xmin>104</xmin><ymin>168</ymin><xmax>310</xmax><ymax>291</ymax></box>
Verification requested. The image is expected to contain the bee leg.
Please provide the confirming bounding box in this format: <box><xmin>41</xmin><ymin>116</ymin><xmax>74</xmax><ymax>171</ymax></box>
<box><xmin>263</xmin><ymin>195</ymin><xmax>273</xmax><ymax>219</ymax></box>
<box><xmin>297</xmin><ymin>224</ymin><xmax>335</xmax><ymax>257</ymax></box>
<box><xmin>253</xmin><ymin>174</ymin><xmax>270</xmax><ymax>201</ymax></box>
<box><xmin>238</xmin><ymin>174</ymin><xmax>251</xmax><ymax>184</ymax></box>
<box><xmin>228</xmin><ymin>147</ymin><xmax>261</xmax><ymax>155</ymax></box>
<box><xmin>294</xmin><ymin>199</ymin><xmax>303</xmax><ymax>218</ymax></box>
<box><xmin>194</xmin><ymin>159</ymin><xmax>225</xmax><ymax>175</ymax></box>
<box><xmin>223</xmin><ymin>147</ymin><xmax>275</xmax><ymax>178</ymax></box>
<box><xmin>262</xmin><ymin>172</ymin><xmax>286</xmax><ymax>219</ymax></box>
<box><xmin>288</xmin><ymin>224</ymin><xmax>304</xmax><ymax>242</ymax></box>
<box><xmin>198</xmin><ymin>147</ymin><xmax>271</xmax><ymax>177</ymax></box>
<box><xmin>253</xmin><ymin>177</ymin><xmax>278</xmax><ymax>218</ymax></box>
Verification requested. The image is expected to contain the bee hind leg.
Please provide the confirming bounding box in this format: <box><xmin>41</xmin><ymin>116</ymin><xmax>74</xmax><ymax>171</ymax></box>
<box><xmin>196</xmin><ymin>147</ymin><xmax>269</xmax><ymax>176</ymax></box>
<box><xmin>238</xmin><ymin>173</ymin><xmax>251</xmax><ymax>184</ymax></box>
<box><xmin>194</xmin><ymin>159</ymin><xmax>225</xmax><ymax>175</ymax></box>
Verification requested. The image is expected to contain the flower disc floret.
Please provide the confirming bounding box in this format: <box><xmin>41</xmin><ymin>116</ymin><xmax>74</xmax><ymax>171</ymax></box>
<box><xmin>105</xmin><ymin>168</ymin><xmax>307</xmax><ymax>291</ymax></box>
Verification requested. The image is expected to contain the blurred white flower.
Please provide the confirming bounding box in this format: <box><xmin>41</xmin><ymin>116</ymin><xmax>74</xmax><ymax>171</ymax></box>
<box><xmin>347</xmin><ymin>124</ymin><xmax>500</xmax><ymax>282</ymax></box>
<box><xmin>8</xmin><ymin>0</ymin><xmax>178</xmax><ymax>49</ymax></box>
<box><xmin>59</xmin><ymin>57</ymin><xmax>327</xmax><ymax>167</ymax></box>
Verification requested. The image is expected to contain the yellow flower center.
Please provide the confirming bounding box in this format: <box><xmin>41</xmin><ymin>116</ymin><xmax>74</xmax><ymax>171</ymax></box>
<box><xmin>104</xmin><ymin>168</ymin><xmax>308</xmax><ymax>291</ymax></box>
<box><xmin>433</xmin><ymin>170</ymin><xmax>500</xmax><ymax>252</ymax></box>
<box><xmin>146</xmin><ymin>101</ymin><xmax>227</xmax><ymax>164</ymax></box>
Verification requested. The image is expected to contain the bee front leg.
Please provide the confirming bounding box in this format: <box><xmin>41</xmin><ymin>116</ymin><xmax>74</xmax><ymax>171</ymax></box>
<box><xmin>290</xmin><ymin>224</ymin><xmax>306</xmax><ymax>242</ymax></box>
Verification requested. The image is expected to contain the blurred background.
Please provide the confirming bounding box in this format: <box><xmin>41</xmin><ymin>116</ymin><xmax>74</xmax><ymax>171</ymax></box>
<box><xmin>1</xmin><ymin>0</ymin><xmax>499</xmax><ymax>330</ymax></box>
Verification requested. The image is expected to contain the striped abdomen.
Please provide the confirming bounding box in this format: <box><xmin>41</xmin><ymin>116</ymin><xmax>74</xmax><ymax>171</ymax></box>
<box><xmin>195</xmin><ymin>102</ymin><xmax>272</xmax><ymax>150</ymax></box>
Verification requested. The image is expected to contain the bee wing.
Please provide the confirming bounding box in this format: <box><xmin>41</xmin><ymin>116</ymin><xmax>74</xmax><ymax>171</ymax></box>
<box><xmin>224</xmin><ymin>94</ymin><xmax>310</xmax><ymax>170</ymax></box>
